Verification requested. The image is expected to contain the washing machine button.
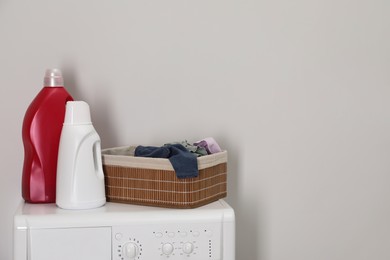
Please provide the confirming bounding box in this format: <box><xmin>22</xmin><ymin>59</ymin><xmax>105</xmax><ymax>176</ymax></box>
<box><xmin>182</xmin><ymin>242</ymin><xmax>194</xmax><ymax>254</ymax></box>
<box><xmin>162</xmin><ymin>243</ymin><xmax>174</xmax><ymax>255</ymax></box>
<box><xmin>123</xmin><ymin>242</ymin><xmax>138</xmax><ymax>259</ymax></box>
<box><xmin>205</xmin><ymin>230</ymin><xmax>213</xmax><ymax>237</ymax></box>
<box><xmin>115</xmin><ymin>233</ymin><xmax>123</xmax><ymax>240</ymax></box>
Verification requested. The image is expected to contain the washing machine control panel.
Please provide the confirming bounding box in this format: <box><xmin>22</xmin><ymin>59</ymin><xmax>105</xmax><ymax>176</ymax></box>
<box><xmin>112</xmin><ymin>222</ymin><xmax>221</xmax><ymax>259</ymax></box>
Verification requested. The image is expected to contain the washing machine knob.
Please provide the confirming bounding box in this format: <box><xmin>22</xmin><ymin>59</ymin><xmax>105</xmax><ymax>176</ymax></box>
<box><xmin>123</xmin><ymin>242</ymin><xmax>138</xmax><ymax>259</ymax></box>
<box><xmin>162</xmin><ymin>243</ymin><xmax>174</xmax><ymax>255</ymax></box>
<box><xmin>182</xmin><ymin>242</ymin><xmax>194</xmax><ymax>254</ymax></box>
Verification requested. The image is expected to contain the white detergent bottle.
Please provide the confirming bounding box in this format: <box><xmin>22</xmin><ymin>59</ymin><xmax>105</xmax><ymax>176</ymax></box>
<box><xmin>56</xmin><ymin>101</ymin><xmax>106</xmax><ymax>209</ymax></box>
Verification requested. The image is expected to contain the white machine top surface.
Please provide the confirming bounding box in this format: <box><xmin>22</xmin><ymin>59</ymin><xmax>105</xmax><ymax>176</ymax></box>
<box><xmin>14</xmin><ymin>199</ymin><xmax>234</xmax><ymax>228</ymax></box>
<box><xmin>17</xmin><ymin>199</ymin><xmax>231</xmax><ymax>215</ymax></box>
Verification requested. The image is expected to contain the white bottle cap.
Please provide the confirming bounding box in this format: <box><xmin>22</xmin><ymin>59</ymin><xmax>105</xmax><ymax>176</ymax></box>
<box><xmin>44</xmin><ymin>68</ymin><xmax>64</xmax><ymax>87</ymax></box>
<box><xmin>64</xmin><ymin>101</ymin><xmax>92</xmax><ymax>125</ymax></box>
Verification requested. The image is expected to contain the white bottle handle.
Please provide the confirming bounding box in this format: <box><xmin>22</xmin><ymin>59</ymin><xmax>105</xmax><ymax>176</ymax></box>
<box><xmin>93</xmin><ymin>140</ymin><xmax>104</xmax><ymax>179</ymax></box>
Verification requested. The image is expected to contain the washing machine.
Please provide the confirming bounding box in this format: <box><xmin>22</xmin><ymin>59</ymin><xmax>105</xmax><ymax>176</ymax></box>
<box><xmin>14</xmin><ymin>199</ymin><xmax>235</xmax><ymax>260</ymax></box>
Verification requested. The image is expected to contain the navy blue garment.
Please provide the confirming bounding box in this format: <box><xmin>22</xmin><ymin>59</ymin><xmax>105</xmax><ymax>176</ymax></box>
<box><xmin>134</xmin><ymin>144</ymin><xmax>198</xmax><ymax>179</ymax></box>
<box><xmin>134</xmin><ymin>145</ymin><xmax>171</xmax><ymax>158</ymax></box>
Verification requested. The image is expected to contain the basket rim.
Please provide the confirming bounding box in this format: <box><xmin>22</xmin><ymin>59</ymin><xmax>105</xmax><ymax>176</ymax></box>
<box><xmin>101</xmin><ymin>146</ymin><xmax>227</xmax><ymax>171</ymax></box>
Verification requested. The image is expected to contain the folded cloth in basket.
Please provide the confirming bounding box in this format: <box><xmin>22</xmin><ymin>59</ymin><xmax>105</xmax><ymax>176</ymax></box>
<box><xmin>165</xmin><ymin>140</ymin><xmax>208</xmax><ymax>157</ymax></box>
<box><xmin>134</xmin><ymin>144</ymin><xmax>198</xmax><ymax>179</ymax></box>
<box><xmin>194</xmin><ymin>137</ymin><xmax>222</xmax><ymax>154</ymax></box>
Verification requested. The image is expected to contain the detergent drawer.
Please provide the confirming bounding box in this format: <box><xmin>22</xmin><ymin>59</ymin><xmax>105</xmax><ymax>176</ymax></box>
<box><xmin>28</xmin><ymin>227</ymin><xmax>111</xmax><ymax>260</ymax></box>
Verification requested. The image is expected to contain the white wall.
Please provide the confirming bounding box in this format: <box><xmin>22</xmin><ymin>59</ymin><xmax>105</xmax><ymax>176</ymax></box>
<box><xmin>1</xmin><ymin>0</ymin><xmax>390</xmax><ymax>259</ymax></box>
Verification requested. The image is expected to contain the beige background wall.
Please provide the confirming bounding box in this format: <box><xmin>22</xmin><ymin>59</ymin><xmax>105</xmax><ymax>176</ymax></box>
<box><xmin>1</xmin><ymin>0</ymin><xmax>390</xmax><ymax>259</ymax></box>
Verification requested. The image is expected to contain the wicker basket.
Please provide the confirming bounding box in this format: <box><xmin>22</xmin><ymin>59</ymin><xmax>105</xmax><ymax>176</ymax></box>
<box><xmin>101</xmin><ymin>146</ymin><xmax>227</xmax><ymax>208</ymax></box>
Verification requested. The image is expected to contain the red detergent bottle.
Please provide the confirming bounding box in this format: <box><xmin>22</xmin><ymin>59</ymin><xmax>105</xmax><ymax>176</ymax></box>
<box><xmin>22</xmin><ymin>69</ymin><xmax>73</xmax><ymax>203</ymax></box>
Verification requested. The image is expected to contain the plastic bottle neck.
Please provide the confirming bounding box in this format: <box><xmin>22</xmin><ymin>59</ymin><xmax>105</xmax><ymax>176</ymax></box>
<box><xmin>44</xmin><ymin>69</ymin><xmax>64</xmax><ymax>87</ymax></box>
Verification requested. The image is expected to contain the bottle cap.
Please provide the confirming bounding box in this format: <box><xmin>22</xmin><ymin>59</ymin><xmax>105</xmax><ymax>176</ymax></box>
<box><xmin>44</xmin><ymin>68</ymin><xmax>64</xmax><ymax>87</ymax></box>
<box><xmin>63</xmin><ymin>101</ymin><xmax>92</xmax><ymax>125</ymax></box>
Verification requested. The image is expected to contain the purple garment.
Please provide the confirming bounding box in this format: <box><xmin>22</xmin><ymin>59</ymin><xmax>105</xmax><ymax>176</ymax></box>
<box><xmin>194</xmin><ymin>137</ymin><xmax>222</xmax><ymax>154</ymax></box>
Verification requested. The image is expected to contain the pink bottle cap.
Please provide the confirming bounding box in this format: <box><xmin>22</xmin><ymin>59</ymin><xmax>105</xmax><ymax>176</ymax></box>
<box><xmin>44</xmin><ymin>68</ymin><xmax>64</xmax><ymax>87</ymax></box>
